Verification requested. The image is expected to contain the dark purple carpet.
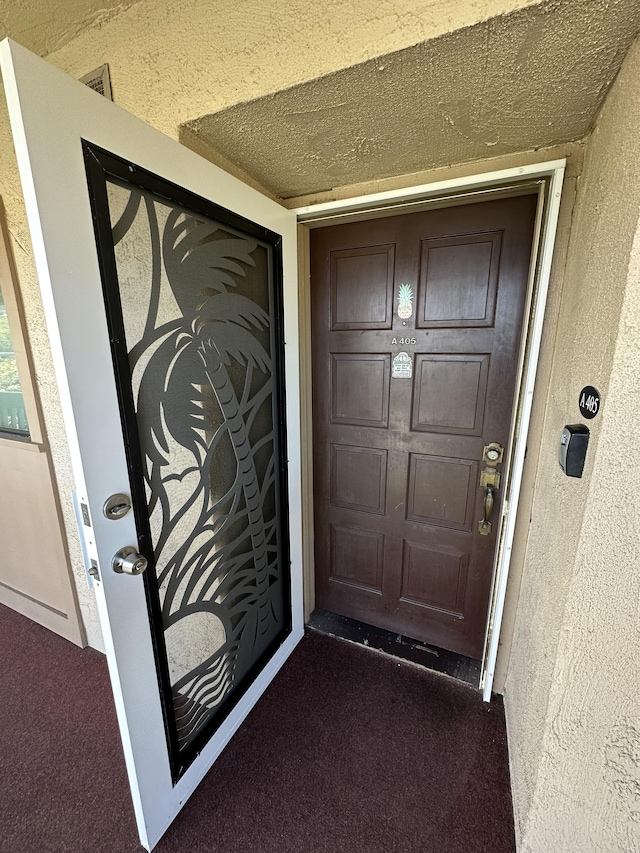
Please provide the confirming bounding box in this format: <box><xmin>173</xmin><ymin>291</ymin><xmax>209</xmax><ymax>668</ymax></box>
<box><xmin>0</xmin><ymin>604</ymin><xmax>515</xmax><ymax>852</ymax></box>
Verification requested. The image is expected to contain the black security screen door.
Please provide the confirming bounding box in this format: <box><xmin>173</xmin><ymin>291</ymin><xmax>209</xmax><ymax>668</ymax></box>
<box><xmin>84</xmin><ymin>143</ymin><xmax>291</xmax><ymax>781</ymax></box>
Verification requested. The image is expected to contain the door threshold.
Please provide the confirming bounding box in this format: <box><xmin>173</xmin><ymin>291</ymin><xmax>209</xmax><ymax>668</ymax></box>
<box><xmin>307</xmin><ymin>609</ymin><xmax>481</xmax><ymax>688</ymax></box>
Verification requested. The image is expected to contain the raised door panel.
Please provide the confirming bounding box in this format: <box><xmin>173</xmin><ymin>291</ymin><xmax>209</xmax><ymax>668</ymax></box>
<box><xmin>400</xmin><ymin>541</ymin><xmax>469</xmax><ymax>618</ymax></box>
<box><xmin>329</xmin><ymin>525</ymin><xmax>384</xmax><ymax>593</ymax></box>
<box><xmin>330</xmin><ymin>244</ymin><xmax>395</xmax><ymax>330</ymax></box>
<box><xmin>411</xmin><ymin>354</ymin><xmax>490</xmax><ymax>435</ymax></box>
<box><xmin>406</xmin><ymin>453</ymin><xmax>478</xmax><ymax>532</ymax></box>
<box><xmin>330</xmin><ymin>353</ymin><xmax>391</xmax><ymax>428</ymax></box>
<box><xmin>0</xmin><ymin>444</ymin><xmax>84</xmax><ymax>644</ymax></box>
<box><xmin>417</xmin><ymin>232</ymin><xmax>502</xmax><ymax>328</ymax></box>
<box><xmin>330</xmin><ymin>444</ymin><xmax>387</xmax><ymax>515</ymax></box>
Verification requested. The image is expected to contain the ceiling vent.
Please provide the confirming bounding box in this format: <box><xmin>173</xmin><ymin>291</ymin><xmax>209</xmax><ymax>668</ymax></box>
<box><xmin>80</xmin><ymin>64</ymin><xmax>112</xmax><ymax>100</ymax></box>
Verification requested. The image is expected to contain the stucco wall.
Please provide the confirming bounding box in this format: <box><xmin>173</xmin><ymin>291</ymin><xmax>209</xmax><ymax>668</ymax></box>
<box><xmin>505</xmin><ymin>34</ymin><xmax>640</xmax><ymax>851</ymax></box>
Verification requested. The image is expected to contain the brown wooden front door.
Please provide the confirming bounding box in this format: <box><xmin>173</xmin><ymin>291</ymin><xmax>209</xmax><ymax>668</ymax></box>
<box><xmin>310</xmin><ymin>194</ymin><xmax>537</xmax><ymax>660</ymax></box>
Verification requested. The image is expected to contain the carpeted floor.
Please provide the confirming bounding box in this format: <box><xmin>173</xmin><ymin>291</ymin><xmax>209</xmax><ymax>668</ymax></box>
<box><xmin>0</xmin><ymin>603</ymin><xmax>515</xmax><ymax>852</ymax></box>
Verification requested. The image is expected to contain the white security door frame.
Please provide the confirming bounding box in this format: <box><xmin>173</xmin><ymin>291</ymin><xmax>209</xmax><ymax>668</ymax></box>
<box><xmin>1</xmin><ymin>38</ymin><xmax>304</xmax><ymax>851</ymax></box>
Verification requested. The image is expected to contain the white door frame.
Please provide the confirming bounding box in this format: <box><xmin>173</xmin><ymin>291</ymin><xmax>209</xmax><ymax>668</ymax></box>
<box><xmin>292</xmin><ymin>159</ymin><xmax>565</xmax><ymax>700</ymax></box>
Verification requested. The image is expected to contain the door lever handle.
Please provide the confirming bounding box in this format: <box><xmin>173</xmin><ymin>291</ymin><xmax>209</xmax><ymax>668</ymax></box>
<box><xmin>478</xmin><ymin>485</ymin><xmax>494</xmax><ymax>535</ymax></box>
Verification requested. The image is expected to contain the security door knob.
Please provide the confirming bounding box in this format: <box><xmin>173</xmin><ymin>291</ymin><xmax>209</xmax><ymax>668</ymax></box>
<box><xmin>112</xmin><ymin>546</ymin><xmax>148</xmax><ymax>576</ymax></box>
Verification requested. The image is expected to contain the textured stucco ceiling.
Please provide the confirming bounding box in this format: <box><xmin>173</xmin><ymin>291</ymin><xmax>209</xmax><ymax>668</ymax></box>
<box><xmin>0</xmin><ymin>0</ymin><xmax>142</xmax><ymax>57</ymax></box>
<box><xmin>185</xmin><ymin>0</ymin><xmax>640</xmax><ymax>198</ymax></box>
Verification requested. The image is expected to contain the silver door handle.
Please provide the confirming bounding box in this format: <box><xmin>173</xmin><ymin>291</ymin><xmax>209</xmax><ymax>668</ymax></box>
<box><xmin>112</xmin><ymin>546</ymin><xmax>148</xmax><ymax>575</ymax></box>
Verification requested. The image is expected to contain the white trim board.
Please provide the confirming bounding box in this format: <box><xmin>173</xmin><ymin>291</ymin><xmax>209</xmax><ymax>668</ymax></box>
<box><xmin>292</xmin><ymin>159</ymin><xmax>566</xmax><ymax>700</ymax></box>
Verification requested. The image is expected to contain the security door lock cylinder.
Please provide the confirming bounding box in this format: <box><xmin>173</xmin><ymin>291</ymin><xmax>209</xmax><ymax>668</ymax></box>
<box><xmin>103</xmin><ymin>493</ymin><xmax>132</xmax><ymax>520</ymax></box>
<box><xmin>559</xmin><ymin>424</ymin><xmax>590</xmax><ymax>478</ymax></box>
<box><xmin>112</xmin><ymin>546</ymin><xmax>148</xmax><ymax>576</ymax></box>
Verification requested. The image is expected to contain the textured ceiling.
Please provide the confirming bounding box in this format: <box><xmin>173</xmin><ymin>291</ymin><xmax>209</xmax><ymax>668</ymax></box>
<box><xmin>185</xmin><ymin>0</ymin><xmax>640</xmax><ymax>199</ymax></box>
<box><xmin>0</xmin><ymin>0</ymin><xmax>142</xmax><ymax>57</ymax></box>
<box><xmin>3</xmin><ymin>0</ymin><xmax>640</xmax><ymax>200</ymax></box>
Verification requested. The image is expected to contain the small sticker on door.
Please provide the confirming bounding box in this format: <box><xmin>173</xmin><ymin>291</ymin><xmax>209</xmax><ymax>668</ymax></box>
<box><xmin>397</xmin><ymin>283</ymin><xmax>414</xmax><ymax>320</ymax></box>
<box><xmin>392</xmin><ymin>351</ymin><xmax>413</xmax><ymax>379</ymax></box>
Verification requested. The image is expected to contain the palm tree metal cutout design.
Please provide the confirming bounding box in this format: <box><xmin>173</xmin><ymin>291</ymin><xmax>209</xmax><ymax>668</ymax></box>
<box><xmin>108</xmin><ymin>183</ymin><xmax>287</xmax><ymax>751</ymax></box>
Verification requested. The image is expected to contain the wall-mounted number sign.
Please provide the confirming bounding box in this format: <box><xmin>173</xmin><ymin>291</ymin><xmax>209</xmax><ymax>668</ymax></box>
<box><xmin>579</xmin><ymin>385</ymin><xmax>601</xmax><ymax>419</ymax></box>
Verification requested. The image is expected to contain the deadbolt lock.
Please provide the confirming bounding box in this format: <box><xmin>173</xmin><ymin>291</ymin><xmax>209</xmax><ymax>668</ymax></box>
<box><xmin>112</xmin><ymin>546</ymin><xmax>148</xmax><ymax>576</ymax></box>
<box><xmin>103</xmin><ymin>493</ymin><xmax>132</xmax><ymax>520</ymax></box>
<box><xmin>483</xmin><ymin>442</ymin><xmax>504</xmax><ymax>467</ymax></box>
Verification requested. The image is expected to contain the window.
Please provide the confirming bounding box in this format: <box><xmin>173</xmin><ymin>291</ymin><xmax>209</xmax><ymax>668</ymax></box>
<box><xmin>0</xmin><ymin>277</ymin><xmax>28</xmax><ymax>436</ymax></box>
<box><xmin>0</xmin><ymin>201</ymin><xmax>30</xmax><ymax>440</ymax></box>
